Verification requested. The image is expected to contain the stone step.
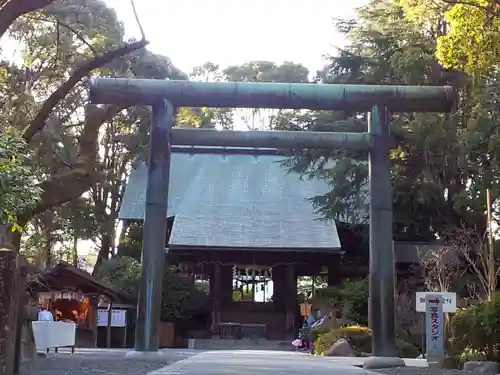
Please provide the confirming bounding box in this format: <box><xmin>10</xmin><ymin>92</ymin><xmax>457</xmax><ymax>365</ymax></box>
<box><xmin>191</xmin><ymin>338</ymin><xmax>292</xmax><ymax>351</ymax></box>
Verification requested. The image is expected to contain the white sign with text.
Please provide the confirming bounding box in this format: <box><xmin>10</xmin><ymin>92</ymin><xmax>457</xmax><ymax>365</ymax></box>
<box><xmin>97</xmin><ymin>309</ymin><xmax>127</xmax><ymax>327</ymax></box>
<box><xmin>416</xmin><ymin>292</ymin><xmax>457</xmax><ymax>313</ymax></box>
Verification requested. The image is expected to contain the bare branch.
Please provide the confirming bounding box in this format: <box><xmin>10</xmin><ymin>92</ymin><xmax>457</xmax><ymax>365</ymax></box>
<box><xmin>22</xmin><ymin>39</ymin><xmax>148</xmax><ymax>142</ymax></box>
<box><xmin>130</xmin><ymin>0</ymin><xmax>146</xmax><ymax>40</ymax></box>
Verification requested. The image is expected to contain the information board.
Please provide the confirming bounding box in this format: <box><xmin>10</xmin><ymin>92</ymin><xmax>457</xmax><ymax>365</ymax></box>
<box><xmin>97</xmin><ymin>309</ymin><xmax>127</xmax><ymax>327</ymax></box>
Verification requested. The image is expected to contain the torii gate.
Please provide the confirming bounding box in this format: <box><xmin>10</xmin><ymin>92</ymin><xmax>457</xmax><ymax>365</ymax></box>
<box><xmin>89</xmin><ymin>78</ymin><xmax>454</xmax><ymax>360</ymax></box>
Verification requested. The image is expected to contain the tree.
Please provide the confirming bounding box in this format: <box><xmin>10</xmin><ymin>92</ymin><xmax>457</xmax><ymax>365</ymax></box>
<box><xmin>222</xmin><ymin>61</ymin><xmax>310</xmax><ymax>130</ymax></box>
<box><xmin>275</xmin><ymin>0</ymin><xmax>500</xmax><ymax>246</ymax></box>
<box><xmin>436</xmin><ymin>1</ymin><xmax>500</xmax><ymax>74</ymax></box>
<box><xmin>0</xmin><ymin>131</ymin><xmax>41</xmax><ymax>228</ymax></box>
<box><xmin>96</xmin><ymin>256</ymin><xmax>208</xmax><ymax>323</ymax></box>
<box><xmin>445</xmin><ymin>226</ymin><xmax>500</xmax><ymax>301</ymax></box>
<box><xmin>0</xmin><ymin>0</ymin><xmax>57</xmax><ymax>39</ymax></box>
<box><xmin>3</xmin><ymin>0</ymin><xmax>158</xmax><ymax>246</ymax></box>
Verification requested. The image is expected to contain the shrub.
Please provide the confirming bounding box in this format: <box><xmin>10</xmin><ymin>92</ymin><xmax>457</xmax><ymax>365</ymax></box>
<box><xmin>314</xmin><ymin>325</ymin><xmax>420</xmax><ymax>358</ymax></box>
<box><xmin>314</xmin><ymin>325</ymin><xmax>372</xmax><ymax>355</ymax></box>
<box><xmin>449</xmin><ymin>293</ymin><xmax>500</xmax><ymax>361</ymax></box>
<box><xmin>314</xmin><ymin>279</ymin><xmax>369</xmax><ymax>325</ymax></box>
<box><xmin>97</xmin><ymin>256</ymin><xmax>208</xmax><ymax>324</ymax></box>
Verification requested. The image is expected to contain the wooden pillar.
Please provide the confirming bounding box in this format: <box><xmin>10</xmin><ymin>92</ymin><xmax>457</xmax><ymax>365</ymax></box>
<box><xmin>220</xmin><ymin>266</ymin><xmax>233</xmax><ymax>305</ymax></box>
<box><xmin>327</xmin><ymin>258</ymin><xmax>343</xmax><ymax>286</ymax></box>
<box><xmin>0</xmin><ymin>227</ymin><xmax>18</xmax><ymax>375</ymax></box>
<box><xmin>285</xmin><ymin>264</ymin><xmax>297</xmax><ymax>337</ymax></box>
<box><xmin>106</xmin><ymin>299</ymin><xmax>113</xmax><ymax>348</ymax></box>
<box><xmin>210</xmin><ymin>263</ymin><xmax>221</xmax><ymax>334</ymax></box>
<box><xmin>89</xmin><ymin>296</ymin><xmax>99</xmax><ymax>348</ymax></box>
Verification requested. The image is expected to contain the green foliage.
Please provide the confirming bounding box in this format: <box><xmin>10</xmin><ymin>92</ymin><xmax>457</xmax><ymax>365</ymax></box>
<box><xmin>0</xmin><ymin>131</ymin><xmax>41</xmax><ymax>228</ymax></box>
<box><xmin>95</xmin><ymin>256</ymin><xmax>141</xmax><ymax>298</ymax></box>
<box><xmin>160</xmin><ymin>266</ymin><xmax>208</xmax><ymax>323</ymax></box>
<box><xmin>272</xmin><ymin>0</ymin><xmax>500</xmax><ymax>247</ymax></box>
<box><xmin>96</xmin><ymin>256</ymin><xmax>208</xmax><ymax>324</ymax></box>
<box><xmin>449</xmin><ymin>294</ymin><xmax>500</xmax><ymax>361</ymax></box>
<box><xmin>315</xmin><ymin>279</ymin><xmax>369</xmax><ymax>325</ymax></box>
<box><xmin>436</xmin><ymin>1</ymin><xmax>500</xmax><ymax>75</ymax></box>
<box><xmin>314</xmin><ymin>325</ymin><xmax>420</xmax><ymax>357</ymax></box>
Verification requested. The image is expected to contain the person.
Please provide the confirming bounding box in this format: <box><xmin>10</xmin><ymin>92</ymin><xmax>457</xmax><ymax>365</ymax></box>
<box><xmin>37</xmin><ymin>306</ymin><xmax>54</xmax><ymax>322</ymax></box>
<box><xmin>306</xmin><ymin>310</ymin><xmax>317</xmax><ymax>326</ymax></box>
<box><xmin>299</xmin><ymin>320</ymin><xmax>311</xmax><ymax>351</ymax></box>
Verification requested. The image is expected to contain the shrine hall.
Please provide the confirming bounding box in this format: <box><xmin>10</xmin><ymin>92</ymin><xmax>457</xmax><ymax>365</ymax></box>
<box><xmin>119</xmin><ymin>147</ymin><xmax>419</xmax><ymax>341</ymax></box>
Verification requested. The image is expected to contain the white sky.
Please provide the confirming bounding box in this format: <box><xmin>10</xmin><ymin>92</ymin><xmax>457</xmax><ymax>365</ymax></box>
<box><xmin>104</xmin><ymin>0</ymin><xmax>367</xmax><ymax>75</ymax></box>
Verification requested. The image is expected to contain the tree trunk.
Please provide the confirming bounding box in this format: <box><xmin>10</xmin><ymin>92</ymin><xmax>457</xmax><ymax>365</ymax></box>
<box><xmin>93</xmin><ymin>232</ymin><xmax>112</xmax><ymax>275</ymax></box>
<box><xmin>0</xmin><ymin>224</ymin><xmax>19</xmax><ymax>375</ymax></box>
<box><xmin>72</xmin><ymin>235</ymin><xmax>78</xmax><ymax>267</ymax></box>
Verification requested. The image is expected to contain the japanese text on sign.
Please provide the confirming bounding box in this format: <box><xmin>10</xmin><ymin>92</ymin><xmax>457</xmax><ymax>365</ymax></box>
<box><xmin>420</xmin><ymin>297</ymin><xmax>452</xmax><ymax>304</ymax></box>
<box><xmin>425</xmin><ymin>294</ymin><xmax>444</xmax><ymax>361</ymax></box>
<box><xmin>429</xmin><ymin>306</ymin><xmax>440</xmax><ymax>341</ymax></box>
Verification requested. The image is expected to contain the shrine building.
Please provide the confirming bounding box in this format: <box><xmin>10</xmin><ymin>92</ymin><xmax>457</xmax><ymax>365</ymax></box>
<box><xmin>119</xmin><ymin>147</ymin><xmax>425</xmax><ymax>341</ymax></box>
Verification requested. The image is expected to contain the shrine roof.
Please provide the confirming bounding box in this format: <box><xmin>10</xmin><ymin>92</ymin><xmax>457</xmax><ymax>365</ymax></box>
<box><xmin>119</xmin><ymin>148</ymin><xmax>360</xmax><ymax>251</ymax></box>
<box><xmin>29</xmin><ymin>262</ymin><xmax>132</xmax><ymax>302</ymax></box>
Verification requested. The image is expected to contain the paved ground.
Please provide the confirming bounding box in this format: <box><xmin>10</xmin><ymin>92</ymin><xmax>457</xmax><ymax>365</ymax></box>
<box><xmin>148</xmin><ymin>350</ymin><xmax>381</xmax><ymax>375</ymax></box>
<box><xmin>22</xmin><ymin>349</ymin><xmax>476</xmax><ymax>375</ymax></box>
<box><xmin>148</xmin><ymin>351</ymin><xmax>477</xmax><ymax>375</ymax></box>
<box><xmin>21</xmin><ymin>348</ymin><xmax>202</xmax><ymax>375</ymax></box>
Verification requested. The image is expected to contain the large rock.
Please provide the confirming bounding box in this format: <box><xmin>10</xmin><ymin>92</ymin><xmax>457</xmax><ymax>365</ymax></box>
<box><xmin>325</xmin><ymin>338</ymin><xmax>355</xmax><ymax>357</ymax></box>
<box><xmin>463</xmin><ymin>361</ymin><xmax>499</xmax><ymax>375</ymax></box>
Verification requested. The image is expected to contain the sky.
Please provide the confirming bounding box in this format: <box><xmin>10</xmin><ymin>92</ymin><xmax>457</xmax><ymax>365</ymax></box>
<box><xmin>104</xmin><ymin>0</ymin><xmax>367</xmax><ymax>75</ymax></box>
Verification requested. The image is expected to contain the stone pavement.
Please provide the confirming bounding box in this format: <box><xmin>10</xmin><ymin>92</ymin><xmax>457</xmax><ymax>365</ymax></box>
<box><xmin>148</xmin><ymin>350</ymin><xmax>385</xmax><ymax>375</ymax></box>
<box><xmin>22</xmin><ymin>348</ymin><xmax>202</xmax><ymax>375</ymax></box>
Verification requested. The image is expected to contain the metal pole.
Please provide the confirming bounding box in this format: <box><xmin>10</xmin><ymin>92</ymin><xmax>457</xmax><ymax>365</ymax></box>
<box><xmin>486</xmin><ymin>187</ymin><xmax>495</xmax><ymax>300</ymax></box>
<box><xmin>368</xmin><ymin>105</ymin><xmax>396</xmax><ymax>356</ymax></box>
<box><xmin>134</xmin><ymin>100</ymin><xmax>173</xmax><ymax>352</ymax></box>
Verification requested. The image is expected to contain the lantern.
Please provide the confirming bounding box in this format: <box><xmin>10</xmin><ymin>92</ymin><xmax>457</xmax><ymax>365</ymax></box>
<box><xmin>300</xmin><ymin>301</ymin><xmax>312</xmax><ymax>317</ymax></box>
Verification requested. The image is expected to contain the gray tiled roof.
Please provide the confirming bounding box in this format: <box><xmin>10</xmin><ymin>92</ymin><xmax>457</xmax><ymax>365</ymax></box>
<box><xmin>119</xmin><ymin>151</ymin><xmax>342</xmax><ymax>250</ymax></box>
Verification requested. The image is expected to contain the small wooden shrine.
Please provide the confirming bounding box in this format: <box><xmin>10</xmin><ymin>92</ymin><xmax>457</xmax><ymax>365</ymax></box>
<box><xmin>30</xmin><ymin>262</ymin><xmax>131</xmax><ymax>347</ymax></box>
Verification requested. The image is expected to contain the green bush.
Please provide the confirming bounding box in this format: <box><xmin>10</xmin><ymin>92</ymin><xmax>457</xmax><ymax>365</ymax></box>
<box><xmin>314</xmin><ymin>279</ymin><xmax>369</xmax><ymax>325</ymax></box>
<box><xmin>314</xmin><ymin>325</ymin><xmax>420</xmax><ymax>358</ymax></box>
<box><xmin>449</xmin><ymin>294</ymin><xmax>500</xmax><ymax>361</ymax></box>
<box><xmin>97</xmin><ymin>256</ymin><xmax>208</xmax><ymax>324</ymax></box>
<box><xmin>314</xmin><ymin>325</ymin><xmax>372</xmax><ymax>355</ymax></box>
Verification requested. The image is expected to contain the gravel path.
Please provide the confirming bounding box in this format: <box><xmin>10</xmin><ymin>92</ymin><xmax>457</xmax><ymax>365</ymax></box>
<box><xmin>20</xmin><ymin>348</ymin><xmax>202</xmax><ymax>375</ymax></box>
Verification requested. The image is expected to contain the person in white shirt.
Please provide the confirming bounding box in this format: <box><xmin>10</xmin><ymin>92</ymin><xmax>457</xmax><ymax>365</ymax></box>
<box><xmin>37</xmin><ymin>306</ymin><xmax>54</xmax><ymax>322</ymax></box>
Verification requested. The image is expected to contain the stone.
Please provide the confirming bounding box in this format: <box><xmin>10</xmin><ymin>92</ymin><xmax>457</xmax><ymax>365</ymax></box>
<box><xmin>463</xmin><ymin>361</ymin><xmax>499</xmax><ymax>375</ymax></box>
<box><xmin>363</xmin><ymin>356</ymin><xmax>406</xmax><ymax>369</ymax></box>
<box><xmin>325</xmin><ymin>338</ymin><xmax>356</xmax><ymax>357</ymax></box>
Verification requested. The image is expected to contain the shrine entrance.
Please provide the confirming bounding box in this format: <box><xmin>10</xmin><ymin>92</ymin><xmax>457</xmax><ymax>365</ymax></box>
<box><xmin>89</xmin><ymin>78</ymin><xmax>454</xmax><ymax>356</ymax></box>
